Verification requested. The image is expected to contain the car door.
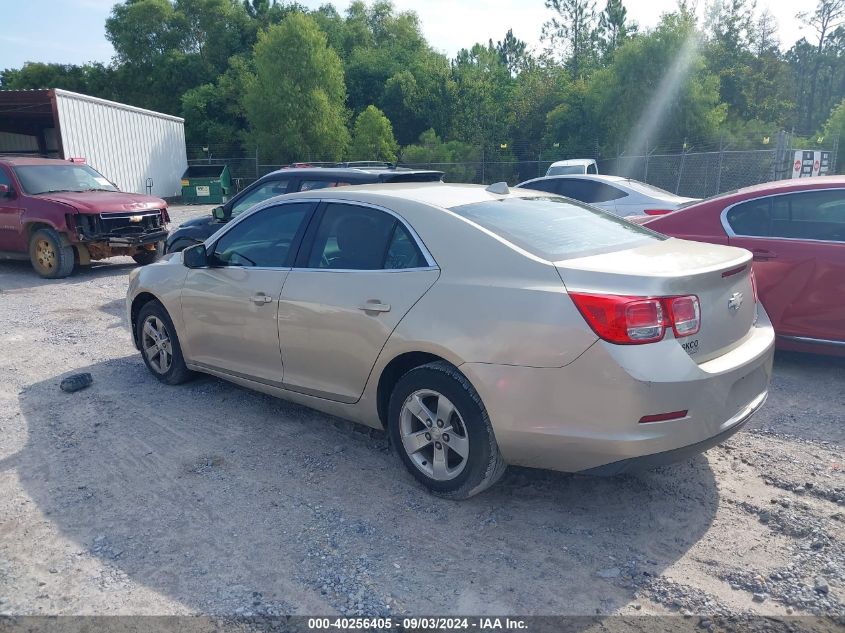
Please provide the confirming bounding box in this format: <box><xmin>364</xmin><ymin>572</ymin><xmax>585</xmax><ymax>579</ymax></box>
<box><xmin>726</xmin><ymin>189</ymin><xmax>845</xmax><ymax>343</ymax></box>
<box><xmin>277</xmin><ymin>201</ymin><xmax>439</xmax><ymax>403</ymax></box>
<box><xmin>0</xmin><ymin>166</ymin><xmax>24</xmax><ymax>252</ymax></box>
<box><xmin>179</xmin><ymin>200</ymin><xmax>315</xmax><ymax>383</ymax></box>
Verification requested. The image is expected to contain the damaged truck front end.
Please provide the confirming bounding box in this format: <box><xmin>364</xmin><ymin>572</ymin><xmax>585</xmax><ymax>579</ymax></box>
<box><xmin>71</xmin><ymin>210</ymin><xmax>169</xmax><ymax>263</ymax></box>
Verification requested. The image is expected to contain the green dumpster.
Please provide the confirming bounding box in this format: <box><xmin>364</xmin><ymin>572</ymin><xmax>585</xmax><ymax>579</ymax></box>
<box><xmin>180</xmin><ymin>164</ymin><xmax>232</xmax><ymax>204</ymax></box>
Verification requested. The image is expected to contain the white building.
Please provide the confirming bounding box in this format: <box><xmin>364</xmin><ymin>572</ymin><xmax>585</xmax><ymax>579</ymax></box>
<box><xmin>0</xmin><ymin>89</ymin><xmax>187</xmax><ymax>198</ymax></box>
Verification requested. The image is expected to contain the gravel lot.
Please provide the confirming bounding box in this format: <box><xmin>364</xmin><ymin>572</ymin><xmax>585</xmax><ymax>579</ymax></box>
<box><xmin>0</xmin><ymin>205</ymin><xmax>843</xmax><ymax>624</ymax></box>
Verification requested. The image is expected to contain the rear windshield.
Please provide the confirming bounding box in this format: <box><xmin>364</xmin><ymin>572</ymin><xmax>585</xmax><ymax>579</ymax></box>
<box><xmin>547</xmin><ymin>165</ymin><xmax>586</xmax><ymax>176</ymax></box>
<box><xmin>452</xmin><ymin>196</ymin><xmax>665</xmax><ymax>261</ymax></box>
<box><xmin>622</xmin><ymin>179</ymin><xmax>677</xmax><ymax>198</ymax></box>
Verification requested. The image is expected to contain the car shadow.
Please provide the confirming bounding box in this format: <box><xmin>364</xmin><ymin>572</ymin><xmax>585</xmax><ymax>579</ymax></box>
<box><xmin>0</xmin><ymin>259</ymin><xmax>139</xmax><ymax>290</ymax></box>
<box><xmin>12</xmin><ymin>356</ymin><xmax>721</xmax><ymax>617</ymax></box>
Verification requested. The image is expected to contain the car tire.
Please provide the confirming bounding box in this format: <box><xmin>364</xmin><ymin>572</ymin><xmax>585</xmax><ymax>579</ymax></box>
<box><xmin>29</xmin><ymin>228</ymin><xmax>76</xmax><ymax>279</ymax></box>
<box><xmin>133</xmin><ymin>241</ymin><xmax>165</xmax><ymax>265</ymax></box>
<box><xmin>388</xmin><ymin>361</ymin><xmax>507</xmax><ymax>499</ymax></box>
<box><xmin>136</xmin><ymin>300</ymin><xmax>193</xmax><ymax>385</ymax></box>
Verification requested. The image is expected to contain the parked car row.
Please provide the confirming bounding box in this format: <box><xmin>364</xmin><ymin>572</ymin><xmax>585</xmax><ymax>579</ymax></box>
<box><xmin>1</xmin><ymin>154</ymin><xmax>838</xmax><ymax>497</ymax></box>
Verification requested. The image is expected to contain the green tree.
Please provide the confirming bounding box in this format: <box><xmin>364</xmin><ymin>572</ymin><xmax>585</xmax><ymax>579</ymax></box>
<box><xmin>494</xmin><ymin>29</ymin><xmax>530</xmax><ymax>75</ymax></box>
<box><xmin>597</xmin><ymin>0</ymin><xmax>635</xmax><ymax>60</ymax></box>
<box><xmin>822</xmin><ymin>97</ymin><xmax>845</xmax><ymax>170</ymax></box>
<box><xmin>242</xmin><ymin>13</ymin><xmax>349</xmax><ymax>163</ymax></box>
<box><xmin>181</xmin><ymin>55</ymin><xmax>252</xmax><ymax>154</ymax></box>
<box><xmin>542</xmin><ymin>0</ymin><xmax>598</xmax><ymax>78</ymax></box>
<box><xmin>585</xmin><ymin>8</ymin><xmax>726</xmax><ymax>152</ymax></box>
<box><xmin>349</xmin><ymin>105</ymin><xmax>399</xmax><ymax>161</ymax></box>
<box><xmin>400</xmin><ymin>129</ymin><xmax>479</xmax><ymax>182</ymax></box>
<box><xmin>798</xmin><ymin>0</ymin><xmax>845</xmax><ymax>131</ymax></box>
<box><xmin>0</xmin><ymin>62</ymin><xmax>118</xmax><ymax>99</ymax></box>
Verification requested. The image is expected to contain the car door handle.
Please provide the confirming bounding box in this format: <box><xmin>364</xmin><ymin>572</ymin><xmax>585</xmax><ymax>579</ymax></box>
<box><xmin>751</xmin><ymin>249</ymin><xmax>777</xmax><ymax>261</ymax></box>
<box><xmin>359</xmin><ymin>301</ymin><xmax>391</xmax><ymax>313</ymax></box>
<box><xmin>251</xmin><ymin>293</ymin><xmax>273</xmax><ymax>305</ymax></box>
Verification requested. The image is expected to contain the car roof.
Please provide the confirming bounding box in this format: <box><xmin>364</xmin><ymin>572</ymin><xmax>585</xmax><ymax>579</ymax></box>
<box><xmin>682</xmin><ymin>175</ymin><xmax>845</xmax><ymax>208</ymax></box>
<box><xmin>263</xmin><ymin>166</ymin><xmax>443</xmax><ymax>180</ymax></box>
<box><xmin>549</xmin><ymin>159</ymin><xmax>596</xmax><ymax>167</ymax></box>
<box><xmin>0</xmin><ymin>156</ymin><xmax>76</xmax><ymax>166</ymax></box>
<box><xmin>278</xmin><ymin>181</ymin><xmax>545</xmax><ymax>209</ymax></box>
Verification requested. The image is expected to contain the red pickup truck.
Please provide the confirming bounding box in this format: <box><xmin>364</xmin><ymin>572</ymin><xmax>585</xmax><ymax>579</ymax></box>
<box><xmin>0</xmin><ymin>157</ymin><xmax>169</xmax><ymax>278</ymax></box>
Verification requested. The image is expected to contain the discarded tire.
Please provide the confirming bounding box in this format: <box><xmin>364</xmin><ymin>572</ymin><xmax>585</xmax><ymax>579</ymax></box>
<box><xmin>60</xmin><ymin>373</ymin><xmax>93</xmax><ymax>393</ymax></box>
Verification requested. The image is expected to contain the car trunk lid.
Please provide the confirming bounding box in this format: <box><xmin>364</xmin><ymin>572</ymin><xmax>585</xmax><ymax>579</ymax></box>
<box><xmin>556</xmin><ymin>238</ymin><xmax>756</xmax><ymax>361</ymax></box>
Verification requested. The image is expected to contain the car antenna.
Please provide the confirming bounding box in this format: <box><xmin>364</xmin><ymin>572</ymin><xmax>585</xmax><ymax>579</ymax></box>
<box><xmin>485</xmin><ymin>182</ymin><xmax>510</xmax><ymax>195</ymax></box>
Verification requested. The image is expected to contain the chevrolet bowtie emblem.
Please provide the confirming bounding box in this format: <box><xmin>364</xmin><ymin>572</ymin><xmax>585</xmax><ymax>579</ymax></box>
<box><xmin>129</xmin><ymin>215</ymin><xmax>144</xmax><ymax>223</ymax></box>
<box><xmin>728</xmin><ymin>292</ymin><xmax>744</xmax><ymax>312</ymax></box>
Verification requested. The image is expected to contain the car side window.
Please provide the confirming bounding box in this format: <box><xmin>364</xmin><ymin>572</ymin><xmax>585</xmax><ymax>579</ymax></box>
<box><xmin>587</xmin><ymin>163</ymin><xmax>598</xmax><ymax>174</ymax></box>
<box><xmin>212</xmin><ymin>202</ymin><xmax>311</xmax><ymax>267</ymax></box>
<box><xmin>554</xmin><ymin>179</ymin><xmax>621</xmax><ymax>203</ymax></box>
<box><xmin>592</xmin><ymin>183</ymin><xmax>626</xmax><ymax>203</ymax></box>
<box><xmin>299</xmin><ymin>180</ymin><xmax>352</xmax><ymax>192</ymax></box>
<box><xmin>0</xmin><ymin>167</ymin><xmax>13</xmax><ymax>188</ymax></box>
<box><xmin>552</xmin><ymin>179</ymin><xmax>586</xmax><ymax>200</ymax></box>
<box><xmin>231</xmin><ymin>180</ymin><xmax>290</xmax><ymax>216</ymax></box>
<box><xmin>306</xmin><ymin>203</ymin><xmax>418</xmax><ymax>270</ymax></box>
<box><xmin>726</xmin><ymin>198</ymin><xmax>771</xmax><ymax>237</ymax></box>
<box><xmin>523</xmin><ymin>180</ymin><xmax>558</xmax><ymax>194</ymax></box>
<box><xmin>770</xmin><ymin>190</ymin><xmax>845</xmax><ymax>242</ymax></box>
<box><xmin>385</xmin><ymin>223</ymin><xmax>427</xmax><ymax>269</ymax></box>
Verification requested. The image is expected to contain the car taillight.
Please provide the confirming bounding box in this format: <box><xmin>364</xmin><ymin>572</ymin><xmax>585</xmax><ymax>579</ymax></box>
<box><xmin>668</xmin><ymin>295</ymin><xmax>700</xmax><ymax>337</ymax></box>
<box><xmin>569</xmin><ymin>292</ymin><xmax>700</xmax><ymax>345</ymax></box>
<box><xmin>643</xmin><ymin>209</ymin><xmax>673</xmax><ymax>216</ymax></box>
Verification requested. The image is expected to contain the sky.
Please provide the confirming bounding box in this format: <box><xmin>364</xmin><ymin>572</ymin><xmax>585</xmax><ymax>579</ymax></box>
<box><xmin>1</xmin><ymin>0</ymin><xmax>809</xmax><ymax>70</ymax></box>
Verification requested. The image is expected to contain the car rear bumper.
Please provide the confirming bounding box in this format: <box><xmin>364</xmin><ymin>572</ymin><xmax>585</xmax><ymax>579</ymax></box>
<box><xmin>461</xmin><ymin>308</ymin><xmax>775</xmax><ymax>473</ymax></box>
<box><xmin>578</xmin><ymin>390</ymin><xmax>766</xmax><ymax>475</ymax></box>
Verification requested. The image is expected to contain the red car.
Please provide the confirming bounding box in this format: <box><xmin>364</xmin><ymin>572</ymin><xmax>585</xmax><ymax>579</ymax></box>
<box><xmin>0</xmin><ymin>157</ymin><xmax>169</xmax><ymax>278</ymax></box>
<box><xmin>644</xmin><ymin>176</ymin><xmax>845</xmax><ymax>356</ymax></box>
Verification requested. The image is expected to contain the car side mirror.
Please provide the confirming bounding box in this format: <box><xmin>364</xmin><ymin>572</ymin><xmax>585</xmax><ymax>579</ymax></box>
<box><xmin>0</xmin><ymin>184</ymin><xmax>11</xmax><ymax>197</ymax></box>
<box><xmin>212</xmin><ymin>205</ymin><xmax>226</xmax><ymax>221</ymax></box>
<box><xmin>183</xmin><ymin>243</ymin><xmax>209</xmax><ymax>268</ymax></box>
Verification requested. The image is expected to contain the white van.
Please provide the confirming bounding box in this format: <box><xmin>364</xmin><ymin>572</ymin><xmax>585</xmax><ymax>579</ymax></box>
<box><xmin>546</xmin><ymin>159</ymin><xmax>598</xmax><ymax>176</ymax></box>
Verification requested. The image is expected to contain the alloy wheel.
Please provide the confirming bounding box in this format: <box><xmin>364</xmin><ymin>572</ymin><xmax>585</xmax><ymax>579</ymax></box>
<box><xmin>399</xmin><ymin>389</ymin><xmax>469</xmax><ymax>481</ymax></box>
<box><xmin>141</xmin><ymin>315</ymin><xmax>173</xmax><ymax>374</ymax></box>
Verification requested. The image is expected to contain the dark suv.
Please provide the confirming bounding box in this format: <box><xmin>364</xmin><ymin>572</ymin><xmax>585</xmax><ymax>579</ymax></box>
<box><xmin>165</xmin><ymin>165</ymin><xmax>443</xmax><ymax>252</ymax></box>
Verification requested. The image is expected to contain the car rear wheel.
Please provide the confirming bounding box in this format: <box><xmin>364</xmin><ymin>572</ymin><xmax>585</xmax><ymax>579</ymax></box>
<box><xmin>133</xmin><ymin>241</ymin><xmax>164</xmax><ymax>265</ymax></box>
<box><xmin>388</xmin><ymin>361</ymin><xmax>506</xmax><ymax>499</ymax></box>
<box><xmin>29</xmin><ymin>228</ymin><xmax>76</xmax><ymax>279</ymax></box>
<box><xmin>136</xmin><ymin>301</ymin><xmax>193</xmax><ymax>385</ymax></box>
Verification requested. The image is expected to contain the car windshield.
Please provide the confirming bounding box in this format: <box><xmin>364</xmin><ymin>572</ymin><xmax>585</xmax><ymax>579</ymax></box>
<box><xmin>547</xmin><ymin>165</ymin><xmax>586</xmax><ymax>176</ymax></box>
<box><xmin>13</xmin><ymin>164</ymin><xmax>119</xmax><ymax>195</ymax></box>
<box><xmin>452</xmin><ymin>195</ymin><xmax>665</xmax><ymax>261</ymax></box>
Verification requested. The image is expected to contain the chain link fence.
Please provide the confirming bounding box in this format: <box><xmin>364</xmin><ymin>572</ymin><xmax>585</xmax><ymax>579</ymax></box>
<box><xmin>187</xmin><ymin>131</ymin><xmax>840</xmax><ymax>198</ymax></box>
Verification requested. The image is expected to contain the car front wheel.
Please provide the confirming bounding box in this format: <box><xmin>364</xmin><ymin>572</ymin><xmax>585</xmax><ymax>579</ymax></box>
<box><xmin>136</xmin><ymin>301</ymin><xmax>193</xmax><ymax>385</ymax></box>
<box><xmin>29</xmin><ymin>228</ymin><xmax>76</xmax><ymax>278</ymax></box>
<box><xmin>388</xmin><ymin>361</ymin><xmax>507</xmax><ymax>499</ymax></box>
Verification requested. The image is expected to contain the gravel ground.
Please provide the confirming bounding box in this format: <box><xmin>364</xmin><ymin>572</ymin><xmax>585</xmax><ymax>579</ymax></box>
<box><xmin>0</xmin><ymin>205</ymin><xmax>843</xmax><ymax>623</ymax></box>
